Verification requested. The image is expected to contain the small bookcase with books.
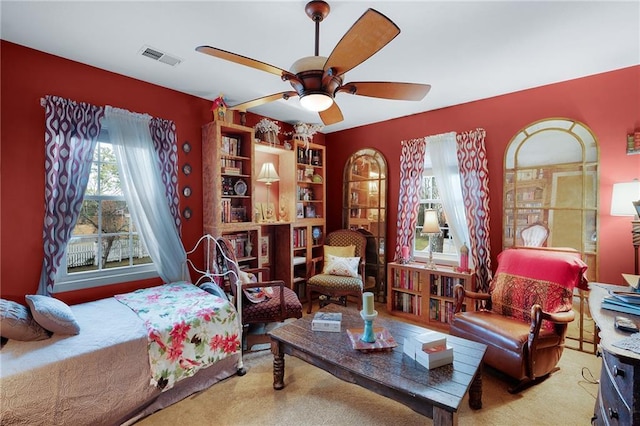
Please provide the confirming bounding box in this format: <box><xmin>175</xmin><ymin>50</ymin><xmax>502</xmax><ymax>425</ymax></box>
<box><xmin>386</xmin><ymin>262</ymin><xmax>475</xmax><ymax>331</ymax></box>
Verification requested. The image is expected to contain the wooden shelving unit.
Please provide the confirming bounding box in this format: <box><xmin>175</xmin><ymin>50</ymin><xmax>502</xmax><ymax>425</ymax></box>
<box><xmin>202</xmin><ymin>120</ymin><xmax>259</xmax><ymax>270</ymax></box>
<box><xmin>386</xmin><ymin>262</ymin><xmax>475</xmax><ymax>331</ymax></box>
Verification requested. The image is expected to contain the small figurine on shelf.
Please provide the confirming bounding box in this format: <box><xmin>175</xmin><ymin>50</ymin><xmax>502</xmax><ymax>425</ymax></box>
<box><xmin>211</xmin><ymin>94</ymin><xmax>227</xmax><ymax>121</ymax></box>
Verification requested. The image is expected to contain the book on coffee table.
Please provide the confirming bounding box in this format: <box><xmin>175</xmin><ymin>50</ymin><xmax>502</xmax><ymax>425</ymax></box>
<box><xmin>312</xmin><ymin>312</ymin><xmax>342</xmax><ymax>332</ymax></box>
<box><xmin>346</xmin><ymin>328</ymin><xmax>398</xmax><ymax>352</ymax></box>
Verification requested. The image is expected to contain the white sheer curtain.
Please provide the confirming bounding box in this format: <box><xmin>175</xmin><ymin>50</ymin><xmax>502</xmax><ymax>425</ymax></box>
<box><xmin>426</xmin><ymin>132</ymin><xmax>473</xmax><ymax>268</ymax></box>
<box><xmin>104</xmin><ymin>106</ymin><xmax>188</xmax><ymax>283</ymax></box>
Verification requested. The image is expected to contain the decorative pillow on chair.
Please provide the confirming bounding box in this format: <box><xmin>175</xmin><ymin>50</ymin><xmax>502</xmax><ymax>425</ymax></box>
<box><xmin>0</xmin><ymin>298</ymin><xmax>50</xmax><ymax>341</ymax></box>
<box><xmin>323</xmin><ymin>254</ymin><xmax>360</xmax><ymax>277</ymax></box>
<box><xmin>25</xmin><ymin>295</ymin><xmax>80</xmax><ymax>335</ymax></box>
<box><xmin>323</xmin><ymin>245</ymin><xmax>356</xmax><ymax>270</ymax></box>
<box><xmin>239</xmin><ymin>270</ymin><xmax>274</xmax><ymax>303</ymax></box>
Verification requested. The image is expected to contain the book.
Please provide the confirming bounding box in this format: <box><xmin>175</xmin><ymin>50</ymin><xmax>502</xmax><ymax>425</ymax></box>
<box><xmin>601</xmin><ymin>297</ymin><xmax>640</xmax><ymax>316</ymax></box>
<box><xmin>312</xmin><ymin>312</ymin><xmax>342</xmax><ymax>332</ymax></box>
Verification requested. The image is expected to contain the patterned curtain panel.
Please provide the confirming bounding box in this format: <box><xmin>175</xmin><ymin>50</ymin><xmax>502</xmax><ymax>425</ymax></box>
<box><xmin>149</xmin><ymin>118</ymin><xmax>181</xmax><ymax>231</ymax></box>
<box><xmin>394</xmin><ymin>138</ymin><xmax>426</xmax><ymax>261</ymax></box>
<box><xmin>38</xmin><ymin>96</ymin><xmax>104</xmax><ymax>295</ymax></box>
<box><xmin>456</xmin><ymin>128</ymin><xmax>492</xmax><ymax>292</ymax></box>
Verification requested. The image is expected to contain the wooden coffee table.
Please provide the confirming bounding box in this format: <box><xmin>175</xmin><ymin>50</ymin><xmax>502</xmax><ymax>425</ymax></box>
<box><xmin>269</xmin><ymin>304</ymin><xmax>487</xmax><ymax>426</ymax></box>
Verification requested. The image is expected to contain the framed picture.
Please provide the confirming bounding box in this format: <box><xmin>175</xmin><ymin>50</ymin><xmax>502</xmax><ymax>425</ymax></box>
<box><xmin>260</xmin><ymin>236</ymin><xmax>269</xmax><ymax>265</ymax></box>
<box><xmin>296</xmin><ymin>203</ymin><xmax>304</xmax><ymax>219</ymax></box>
<box><xmin>305</xmin><ymin>205</ymin><xmax>316</xmax><ymax>218</ymax></box>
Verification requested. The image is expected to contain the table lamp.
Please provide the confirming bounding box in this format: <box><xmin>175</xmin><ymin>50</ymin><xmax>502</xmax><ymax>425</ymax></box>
<box><xmin>257</xmin><ymin>162</ymin><xmax>280</xmax><ymax>222</ymax></box>
<box><xmin>422</xmin><ymin>209</ymin><xmax>441</xmax><ymax>269</ymax></box>
<box><xmin>611</xmin><ymin>180</ymin><xmax>640</xmax><ymax>274</ymax></box>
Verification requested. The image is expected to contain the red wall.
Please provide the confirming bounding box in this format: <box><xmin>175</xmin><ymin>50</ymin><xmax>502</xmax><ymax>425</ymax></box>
<box><xmin>325</xmin><ymin>65</ymin><xmax>640</xmax><ymax>285</ymax></box>
<box><xmin>1</xmin><ymin>40</ymin><xmax>638</xmax><ymax>305</ymax></box>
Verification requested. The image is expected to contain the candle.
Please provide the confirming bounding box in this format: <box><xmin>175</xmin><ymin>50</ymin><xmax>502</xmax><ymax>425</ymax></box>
<box><xmin>401</xmin><ymin>246</ymin><xmax>410</xmax><ymax>260</ymax></box>
<box><xmin>363</xmin><ymin>292</ymin><xmax>374</xmax><ymax>315</ymax></box>
<box><xmin>460</xmin><ymin>242</ymin><xmax>469</xmax><ymax>272</ymax></box>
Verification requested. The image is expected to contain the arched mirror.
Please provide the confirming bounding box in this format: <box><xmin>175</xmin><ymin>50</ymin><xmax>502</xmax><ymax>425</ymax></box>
<box><xmin>343</xmin><ymin>149</ymin><xmax>387</xmax><ymax>302</ymax></box>
<box><xmin>504</xmin><ymin>117</ymin><xmax>599</xmax><ymax>352</ymax></box>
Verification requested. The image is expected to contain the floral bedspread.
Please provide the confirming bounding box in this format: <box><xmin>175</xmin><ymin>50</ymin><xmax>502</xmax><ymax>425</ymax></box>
<box><xmin>115</xmin><ymin>282</ymin><xmax>240</xmax><ymax>391</ymax></box>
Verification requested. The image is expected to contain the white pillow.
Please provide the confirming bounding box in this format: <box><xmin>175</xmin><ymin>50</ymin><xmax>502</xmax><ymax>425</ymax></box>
<box><xmin>323</xmin><ymin>254</ymin><xmax>360</xmax><ymax>277</ymax></box>
<box><xmin>25</xmin><ymin>295</ymin><xmax>80</xmax><ymax>335</ymax></box>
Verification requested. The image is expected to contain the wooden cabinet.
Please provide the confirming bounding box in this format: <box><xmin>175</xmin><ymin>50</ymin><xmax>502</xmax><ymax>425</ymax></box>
<box><xmin>589</xmin><ymin>284</ymin><xmax>640</xmax><ymax>426</ymax></box>
<box><xmin>387</xmin><ymin>262</ymin><xmax>475</xmax><ymax>330</ymax></box>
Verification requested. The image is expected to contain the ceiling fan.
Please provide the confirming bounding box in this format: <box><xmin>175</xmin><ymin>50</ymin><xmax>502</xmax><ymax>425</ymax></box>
<box><xmin>196</xmin><ymin>1</ymin><xmax>431</xmax><ymax>126</ymax></box>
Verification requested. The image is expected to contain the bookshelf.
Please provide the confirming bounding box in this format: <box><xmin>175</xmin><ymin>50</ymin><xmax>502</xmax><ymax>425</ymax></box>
<box><xmin>202</xmin><ymin>120</ymin><xmax>258</xmax><ymax>270</ymax></box>
<box><xmin>386</xmin><ymin>262</ymin><xmax>475</xmax><ymax>330</ymax></box>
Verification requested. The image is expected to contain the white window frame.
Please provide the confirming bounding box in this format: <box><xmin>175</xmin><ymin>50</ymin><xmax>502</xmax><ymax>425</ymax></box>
<box><xmin>54</xmin><ymin>135</ymin><xmax>158</xmax><ymax>293</ymax></box>
<box><xmin>413</xmin><ymin>158</ymin><xmax>459</xmax><ymax>267</ymax></box>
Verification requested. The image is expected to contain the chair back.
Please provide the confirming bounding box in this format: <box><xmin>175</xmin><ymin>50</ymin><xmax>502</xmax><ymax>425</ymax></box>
<box><xmin>325</xmin><ymin>230</ymin><xmax>367</xmax><ymax>260</ymax></box>
<box><xmin>521</xmin><ymin>222</ymin><xmax>549</xmax><ymax>247</ymax></box>
<box><xmin>489</xmin><ymin>248</ymin><xmax>587</xmax><ymax>330</ymax></box>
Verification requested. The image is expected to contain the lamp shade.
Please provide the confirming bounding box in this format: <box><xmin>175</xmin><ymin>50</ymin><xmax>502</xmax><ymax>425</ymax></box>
<box><xmin>610</xmin><ymin>180</ymin><xmax>640</xmax><ymax>216</ymax></box>
<box><xmin>422</xmin><ymin>209</ymin><xmax>440</xmax><ymax>234</ymax></box>
<box><xmin>299</xmin><ymin>92</ymin><xmax>333</xmax><ymax>112</ymax></box>
<box><xmin>257</xmin><ymin>162</ymin><xmax>280</xmax><ymax>184</ymax></box>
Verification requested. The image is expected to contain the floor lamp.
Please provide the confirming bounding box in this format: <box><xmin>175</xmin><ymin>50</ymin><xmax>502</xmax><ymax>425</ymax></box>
<box><xmin>257</xmin><ymin>162</ymin><xmax>280</xmax><ymax>222</ymax></box>
<box><xmin>611</xmin><ymin>180</ymin><xmax>640</xmax><ymax>275</ymax></box>
<box><xmin>422</xmin><ymin>209</ymin><xmax>441</xmax><ymax>269</ymax></box>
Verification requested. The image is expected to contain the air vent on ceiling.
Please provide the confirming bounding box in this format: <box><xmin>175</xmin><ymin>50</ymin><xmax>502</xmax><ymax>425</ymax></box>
<box><xmin>140</xmin><ymin>46</ymin><xmax>182</xmax><ymax>66</ymax></box>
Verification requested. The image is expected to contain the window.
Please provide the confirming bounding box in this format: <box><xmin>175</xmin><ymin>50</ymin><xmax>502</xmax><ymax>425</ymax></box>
<box><xmin>413</xmin><ymin>154</ymin><xmax>459</xmax><ymax>265</ymax></box>
<box><xmin>55</xmin><ymin>137</ymin><xmax>157</xmax><ymax>292</ymax></box>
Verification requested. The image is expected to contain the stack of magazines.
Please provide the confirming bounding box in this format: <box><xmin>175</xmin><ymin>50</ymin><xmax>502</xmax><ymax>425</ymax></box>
<box><xmin>602</xmin><ymin>290</ymin><xmax>640</xmax><ymax>316</ymax></box>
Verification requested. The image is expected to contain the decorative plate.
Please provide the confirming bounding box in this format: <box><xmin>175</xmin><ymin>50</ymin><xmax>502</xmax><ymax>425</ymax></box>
<box><xmin>182</xmin><ymin>163</ymin><xmax>192</xmax><ymax>176</ymax></box>
<box><xmin>234</xmin><ymin>179</ymin><xmax>247</xmax><ymax>196</ymax></box>
<box><xmin>182</xmin><ymin>186</ymin><xmax>192</xmax><ymax>197</ymax></box>
<box><xmin>312</xmin><ymin>174</ymin><xmax>323</xmax><ymax>183</ymax></box>
<box><xmin>312</xmin><ymin>227</ymin><xmax>322</xmax><ymax>240</ymax></box>
<box><xmin>182</xmin><ymin>141</ymin><xmax>191</xmax><ymax>153</ymax></box>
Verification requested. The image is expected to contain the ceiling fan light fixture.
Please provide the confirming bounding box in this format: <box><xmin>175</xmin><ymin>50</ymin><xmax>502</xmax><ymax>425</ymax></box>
<box><xmin>300</xmin><ymin>92</ymin><xmax>333</xmax><ymax>112</ymax></box>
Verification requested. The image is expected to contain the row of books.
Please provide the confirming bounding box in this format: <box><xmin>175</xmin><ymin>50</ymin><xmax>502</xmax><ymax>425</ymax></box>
<box><xmin>220</xmin><ymin>158</ymin><xmax>243</xmax><ymax>175</ymax></box>
<box><xmin>220</xmin><ymin>136</ymin><xmax>242</xmax><ymax>156</ymax></box>
<box><xmin>429</xmin><ymin>276</ymin><xmax>462</xmax><ymax>298</ymax></box>
<box><xmin>429</xmin><ymin>299</ymin><xmax>455</xmax><ymax>324</ymax></box>
<box><xmin>224</xmin><ymin>233</ymin><xmax>250</xmax><ymax>259</ymax></box>
<box><xmin>390</xmin><ymin>292</ymin><xmax>422</xmax><ymax>316</ymax></box>
<box><xmin>391</xmin><ymin>269</ymin><xmax>423</xmax><ymax>292</ymax></box>
<box><xmin>220</xmin><ymin>199</ymin><xmax>247</xmax><ymax>223</ymax></box>
<box><xmin>292</xmin><ymin>228</ymin><xmax>307</xmax><ymax>248</ymax></box>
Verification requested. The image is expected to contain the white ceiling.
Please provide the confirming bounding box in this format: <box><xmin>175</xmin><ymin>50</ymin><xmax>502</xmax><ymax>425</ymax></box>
<box><xmin>2</xmin><ymin>1</ymin><xmax>639</xmax><ymax>133</ymax></box>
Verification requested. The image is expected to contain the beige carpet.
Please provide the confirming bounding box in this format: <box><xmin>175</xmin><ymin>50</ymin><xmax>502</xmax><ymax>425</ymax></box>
<box><xmin>137</xmin><ymin>340</ymin><xmax>601</xmax><ymax>426</ymax></box>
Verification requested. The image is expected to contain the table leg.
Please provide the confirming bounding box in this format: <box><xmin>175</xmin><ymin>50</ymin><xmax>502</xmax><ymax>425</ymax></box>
<box><xmin>271</xmin><ymin>340</ymin><xmax>285</xmax><ymax>390</ymax></box>
<box><xmin>468</xmin><ymin>364</ymin><xmax>483</xmax><ymax>410</ymax></box>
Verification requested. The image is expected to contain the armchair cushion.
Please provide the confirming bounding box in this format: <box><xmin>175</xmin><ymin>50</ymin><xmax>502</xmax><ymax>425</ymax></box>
<box><xmin>323</xmin><ymin>245</ymin><xmax>355</xmax><ymax>269</ymax></box>
<box><xmin>308</xmin><ymin>274</ymin><xmax>363</xmax><ymax>292</ymax></box>
<box><xmin>489</xmin><ymin>249</ymin><xmax>587</xmax><ymax>331</ymax></box>
<box><xmin>323</xmin><ymin>255</ymin><xmax>360</xmax><ymax>277</ymax></box>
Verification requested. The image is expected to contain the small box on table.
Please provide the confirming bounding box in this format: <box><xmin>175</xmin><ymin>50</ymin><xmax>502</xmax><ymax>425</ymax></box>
<box><xmin>312</xmin><ymin>312</ymin><xmax>342</xmax><ymax>332</ymax></box>
<box><xmin>404</xmin><ymin>331</ymin><xmax>453</xmax><ymax>369</ymax></box>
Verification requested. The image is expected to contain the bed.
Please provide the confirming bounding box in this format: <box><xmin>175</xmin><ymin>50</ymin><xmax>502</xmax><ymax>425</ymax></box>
<box><xmin>0</xmin><ymin>281</ymin><xmax>242</xmax><ymax>425</ymax></box>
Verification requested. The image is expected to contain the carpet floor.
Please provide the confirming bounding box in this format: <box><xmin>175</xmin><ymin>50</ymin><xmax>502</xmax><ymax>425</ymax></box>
<box><xmin>137</xmin><ymin>330</ymin><xmax>601</xmax><ymax>425</ymax></box>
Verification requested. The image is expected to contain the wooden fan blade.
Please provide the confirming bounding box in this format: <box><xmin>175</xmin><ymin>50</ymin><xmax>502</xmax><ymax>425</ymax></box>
<box><xmin>338</xmin><ymin>82</ymin><xmax>431</xmax><ymax>101</ymax></box>
<box><xmin>319</xmin><ymin>101</ymin><xmax>344</xmax><ymax>125</ymax></box>
<box><xmin>323</xmin><ymin>9</ymin><xmax>400</xmax><ymax>76</ymax></box>
<box><xmin>196</xmin><ymin>46</ymin><xmax>289</xmax><ymax>77</ymax></box>
<box><xmin>231</xmin><ymin>91</ymin><xmax>298</xmax><ymax>111</ymax></box>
